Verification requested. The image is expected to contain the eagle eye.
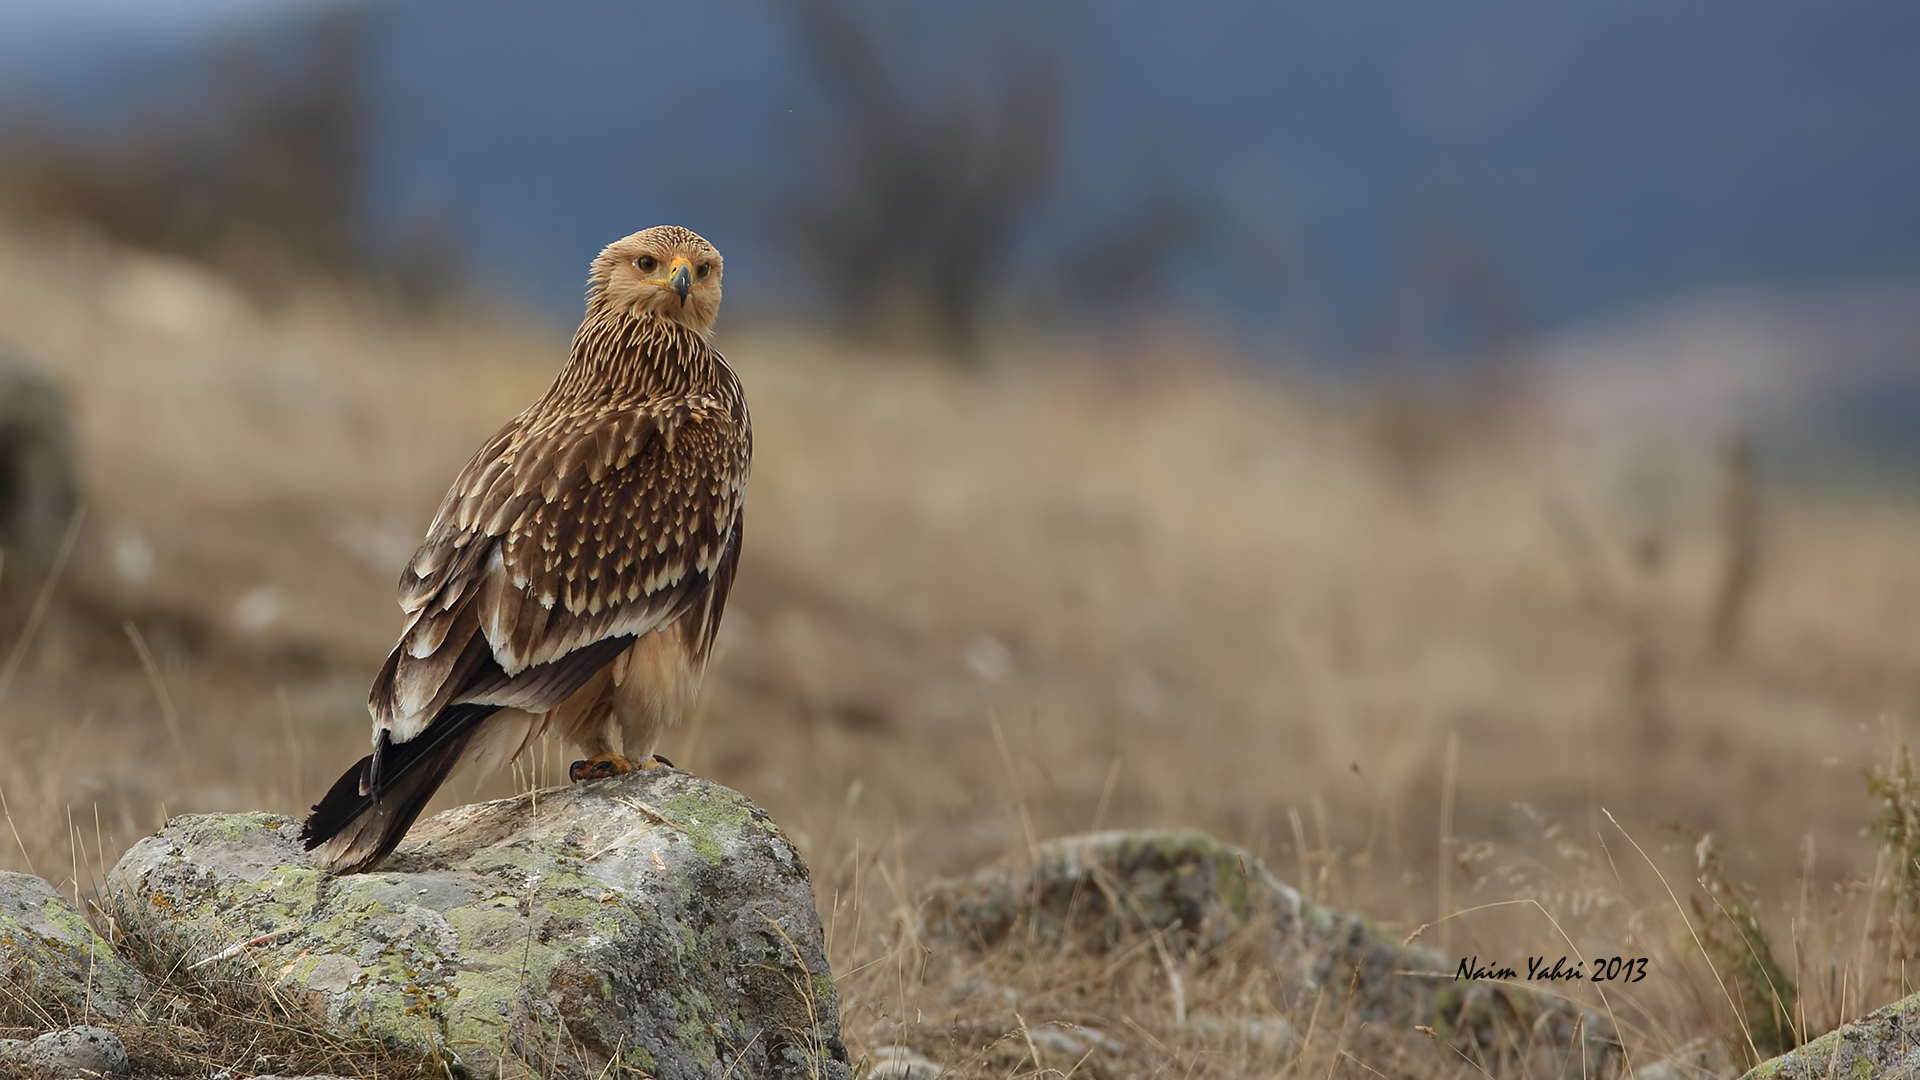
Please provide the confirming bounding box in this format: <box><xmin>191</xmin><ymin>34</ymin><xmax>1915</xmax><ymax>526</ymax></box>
<box><xmin>636</xmin><ymin>255</ymin><xmax>659</xmax><ymax>273</ymax></box>
<box><xmin>697</xmin><ymin>263</ymin><xmax>712</xmax><ymax>280</ymax></box>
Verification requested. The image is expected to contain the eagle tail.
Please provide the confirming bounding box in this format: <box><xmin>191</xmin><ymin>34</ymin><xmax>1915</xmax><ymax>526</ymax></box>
<box><xmin>300</xmin><ymin>702</ymin><xmax>500</xmax><ymax>874</ymax></box>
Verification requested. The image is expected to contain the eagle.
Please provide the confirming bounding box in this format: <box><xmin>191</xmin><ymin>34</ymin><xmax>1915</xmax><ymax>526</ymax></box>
<box><xmin>301</xmin><ymin>225</ymin><xmax>750</xmax><ymax>874</ymax></box>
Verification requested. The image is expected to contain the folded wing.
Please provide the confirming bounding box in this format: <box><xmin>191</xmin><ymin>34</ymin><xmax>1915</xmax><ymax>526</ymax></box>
<box><xmin>302</xmin><ymin>390</ymin><xmax>749</xmax><ymax>871</ymax></box>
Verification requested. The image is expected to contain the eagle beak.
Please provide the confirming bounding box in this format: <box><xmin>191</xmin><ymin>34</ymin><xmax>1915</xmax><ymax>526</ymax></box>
<box><xmin>668</xmin><ymin>258</ymin><xmax>692</xmax><ymax>306</ymax></box>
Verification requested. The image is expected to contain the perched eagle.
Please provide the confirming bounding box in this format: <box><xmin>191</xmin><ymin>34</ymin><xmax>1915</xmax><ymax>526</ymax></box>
<box><xmin>302</xmin><ymin>225</ymin><xmax>749</xmax><ymax>874</ymax></box>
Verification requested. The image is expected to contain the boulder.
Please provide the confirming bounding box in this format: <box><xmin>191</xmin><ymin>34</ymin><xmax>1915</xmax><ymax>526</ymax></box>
<box><xmin>865</xmin><ymin>1044</ymin><xmax>948</xmax><ymax>1080</ymax></box>
<box><xmin>106</xmin><ymin>769</ymin><xmax>850</xmax><ymax>1080</ymax></box>
<box><xmin>0</xmin><ymin>871</ymin><xmax>147</xmax><ymax>1025</ymax></box>
<box><xmin>1741</xmin><ymin>990</ymin><xmax>1920</xmax><ymax>1078</ymax></box>
<box><xmin>0</xmin><ymin>1024</ymin><xmax>130</xmax><ymax>1078</ymax></box>
<box><xmin>206</xmin><ymin>1073</ymin><xmax>352</xmax><ymax>1080</ymax></box>
<box><xmin>920</xmin><ymin>829</ymin><xmax>1624</xmax><ymax>1077</ymax></box>
<box><xmin>211</xmin><ymin>1075</ymin><xmax>352</xmax><ymax>1080</ymax></box>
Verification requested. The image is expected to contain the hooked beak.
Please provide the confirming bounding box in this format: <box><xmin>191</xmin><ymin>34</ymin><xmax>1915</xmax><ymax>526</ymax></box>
<box><xmin>668</xmin><ymin>258</ymin><xmax>692</xmax><ymax>306</ymax></box>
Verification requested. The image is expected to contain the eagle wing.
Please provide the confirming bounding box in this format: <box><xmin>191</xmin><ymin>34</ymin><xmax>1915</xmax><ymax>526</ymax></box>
<box><xmin>371</xmin><ymin>390</ymin><xmax>750</xmax><ymax>745</ymax></box>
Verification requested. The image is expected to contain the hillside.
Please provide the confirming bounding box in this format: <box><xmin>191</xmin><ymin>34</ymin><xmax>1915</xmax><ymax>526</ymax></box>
<box><xmin>0</xmin><ymin>226</ymin><xmax>1917</xmax><ymax>1074</ymax></box>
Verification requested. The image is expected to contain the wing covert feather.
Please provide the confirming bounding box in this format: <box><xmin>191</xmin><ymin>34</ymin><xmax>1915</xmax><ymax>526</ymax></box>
<box><xmin>374</xmin><ymin>389</ymin><xmax>748</xmax><ymax>740</ymax></box>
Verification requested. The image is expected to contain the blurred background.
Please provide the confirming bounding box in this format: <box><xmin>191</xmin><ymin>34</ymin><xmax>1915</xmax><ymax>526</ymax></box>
<box><xmin>0</xmin><ymin>0</ymin><xmax>1917</xmax><ymax>1073</ymax></box>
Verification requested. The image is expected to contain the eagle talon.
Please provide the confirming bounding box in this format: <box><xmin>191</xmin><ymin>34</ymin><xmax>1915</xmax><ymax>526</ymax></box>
<box><xmin>645</xmin><ymin>754</ymin><xmax>674</xmax><ymax>769</ymax></box>
<box><xmin>569</xmin><ymin>753</ymin><xmax>639</xmax><ymax>782</ymax></box>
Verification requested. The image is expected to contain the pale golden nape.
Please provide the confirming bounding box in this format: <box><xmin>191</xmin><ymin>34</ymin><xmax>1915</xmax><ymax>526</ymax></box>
<box><xmin>589</xmin><ymin>224</ymin><xmax>725</xmax><ymax>335</ymax></box>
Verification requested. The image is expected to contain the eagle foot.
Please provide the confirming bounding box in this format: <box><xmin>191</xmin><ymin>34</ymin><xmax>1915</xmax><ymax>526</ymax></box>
<box><xmin>568</xmin><ymin>752</ymin><xmax>675</xmax><ymax>782</ymax></box>
<box><xmin>569</xmin><ymin>752</ymin><xmax>638</xmax><ymax>782</ymax></box>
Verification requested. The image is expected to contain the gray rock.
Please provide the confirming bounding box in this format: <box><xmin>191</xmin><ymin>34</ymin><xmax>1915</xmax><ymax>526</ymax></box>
<box><xmin>1741</xmin><ymin>990</ymin><xmax>1920</xmax><ymax>1078</ymax></box>
<box><xmin>19</xmin><ymin>1025</ymin><xmax>128</xmax><ymax>1078</ymax></box>
<box><xmin>1025</xmin><ymin>1022</ymin><xmax>1124</xmax><ymax>1063</ymax></box>
<box><xmin>107</xmin><ymin>769</ymin><xmax>850</xmax><ymax>1080</ymax></box>
<box><xmin>0</xmin><ymin>871</ymin><xmax>148</xmax><ymax>1024</ymax></box>
<box><xmin>866</xmin><ymin>1045</ymin><xmax>947</xmax><ymax>1080</ymax></box>
<box><xmin>920</xmin><ymin>829</ymin><xmax>1624</xmax><ymax>1078</ymax></box>
<box><xmin>207</xmin><ymin>1072</ymin><xmax>352</xmax><ymax>1080</ymax></box>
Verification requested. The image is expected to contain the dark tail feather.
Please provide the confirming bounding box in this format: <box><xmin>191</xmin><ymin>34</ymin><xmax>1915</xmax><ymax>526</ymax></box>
<box><xmin>299</xmin><ymin>702</ymin><xmax>501</xmax><ymax>874</ymax></box>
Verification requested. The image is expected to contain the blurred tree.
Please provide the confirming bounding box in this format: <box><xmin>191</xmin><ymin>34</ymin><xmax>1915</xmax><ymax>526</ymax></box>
<box><xmin>1375</xmin><ymin>217</ymin><xmax>1534</xmax><ymax>411</ymax></box>
<box><xmin>774</xmin><ymin>0</ymin><xmax>1069</xmax><ymax>357</ymax></box>
<box><xmin>1364</xmin><ymin>216</ymin><xmax>1539</xmax><ymax>487</ymax></box>
<box><xmin>0</xmin><ymin>345</ymin><xmax>78</xmax><ymax>643</ymax></box>
<box><xmin>1054</xmin><ymin>170</ymin><xmax>1219</xmax><ymax>317</ymax></box>
<box><xmin>203</xmin><ymin>7</ymin><xmax>369</xmax><ymax>283</ymax></box>
<box><xmin>0</xmin><ymin>5</ymin><xmax>458</xmax><ymax>307</ymax></box>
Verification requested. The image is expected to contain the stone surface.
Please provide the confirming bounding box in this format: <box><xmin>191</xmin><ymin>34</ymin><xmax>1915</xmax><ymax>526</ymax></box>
<box><xmin>107</xmin><ymin>769</ymin><xmax>850</xmax><ymax>1080</ymax></box>
<box><xmin>866</xmin><ymin>1044</ymin><xmax>948</xmax><ymax>1080</ymax></box>
<box><xmin>920</xmin><ymin>829</ymin><xmax>1625</xmax><ymax>1077</ymax></box>
<box><xmin>207</xmin><ymin>1072</ymin><xmax>353</xmax><ymax>1080</ymax></box>
<box><xmin>12</xmin><ymin>1025</ymin><xmax>129</xmax><ymax>1078</ymax></box>
<box><xmin>1742</xmin><ymin>990</ymin><xmax>1920</xmax><ymax>1079</ymax></box>
<box><xmin>1024</xmin><ymin>1021</ymin><xmax>1125</xmax><ymax>1066</ymax></box>
<box><xmin>0</xmin><ymin>871</ymin><xmax>147</xmax><ymax>1025</ymax></box>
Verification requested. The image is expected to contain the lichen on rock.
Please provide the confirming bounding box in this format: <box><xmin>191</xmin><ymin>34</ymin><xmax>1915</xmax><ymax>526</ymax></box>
<box><xmin>106</xmin><ymin>769</ymin><xmax>850</xmax><ymax>1080</ymax></box>
<box><xmin>0</xmin><ymin>870</ymin><xmax>148</xmax><ymax>1025</ymax></box>
<box><xmin>2</xmin><ymin>1024</ymin><xmax>131</xmax><ymax>1078</ymax></box>
<box><xmin>1741</xmin><ymin>990</ymin><xmax>1920</xmax><ymax>1079</ymax></box>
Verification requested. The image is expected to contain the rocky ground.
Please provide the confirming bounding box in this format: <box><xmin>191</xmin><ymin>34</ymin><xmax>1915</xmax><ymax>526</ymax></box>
<box><xmin>8</xmin><ymin>769</ymin><xmax>1906</xmax><ymax>1079</ymax></box>
<box><xmin>9</xmin><ymin>770</ymin><xmax>846</xmax><ymax>1080</ymax></box>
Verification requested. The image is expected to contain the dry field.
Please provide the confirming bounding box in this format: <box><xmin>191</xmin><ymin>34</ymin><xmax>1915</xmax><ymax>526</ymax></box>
<box><xmin>0</xmin><ymin>226</ymin><xmax>1917</xmax><ymax>1077</ymax></box>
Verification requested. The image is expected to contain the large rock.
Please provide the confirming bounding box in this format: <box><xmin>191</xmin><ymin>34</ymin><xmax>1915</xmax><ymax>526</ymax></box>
<box><xmin>0</xmin><ymin>1024</ymin><xmax>131</xmax><ymax>1078</ymax></box>
<box><xmin>921</xmin><ymin>829</ymin><xmax>1625</xmax><ymax>1078</ymax></box>
<box><xmin>1741</xmin><ymin>990</ymin><xmax>1920</xmax><ymax>1078</ymax></box>
<box><xmin>106</xmin><ymin>770</ymin><xmax>850</xmax><ymax>1080</ymax></box>
<box><xmin>0</xmin><ymin>871</ymin><xmax>147</xmax><ymax>1024</ymax></box>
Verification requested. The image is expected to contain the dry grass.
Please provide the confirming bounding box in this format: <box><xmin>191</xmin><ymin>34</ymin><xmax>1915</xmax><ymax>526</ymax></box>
<box><xmin>0</xmin><ymin>224</ymin><xmax>1917</xmax><ymax>1076</ymax></box>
